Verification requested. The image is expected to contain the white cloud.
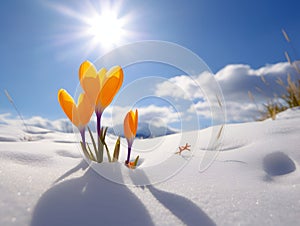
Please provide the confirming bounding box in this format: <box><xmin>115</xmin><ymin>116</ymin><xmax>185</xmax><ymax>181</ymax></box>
<box><xmin>101</xmin><ymin>104</ymin><xmax>181</xmax><ymax>128</ymax></box>
<box><xmin>138</xmin><ymin>105</ymin><xmax>180</xmax><ymax>124</ymax></box>
<box><xmin>155</xmin><ymin>75</ymin><xmax>202</xmax><ymax>100</ymax></box>
<box><xmin>190</xmin><ymin>101</ymin><xmax>258</xmax><ymax>122</ymax></box>
<box><xmin>0</xmin><ymin>113</ymin><xmax>74</xmax><ymax>133</ymax></box>
<box><xmin>214</xmin><ymin>62</ymin><xmax>297</xmax><ymax>103</ymax></box>
<box><xmin>155</xmin><ymin>61</ymin><xmax>299</xmax><ymax>122</ymax></box>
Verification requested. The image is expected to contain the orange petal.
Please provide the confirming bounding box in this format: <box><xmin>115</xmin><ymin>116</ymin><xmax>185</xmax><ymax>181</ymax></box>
<box><xmin>79</xmin><ymin>61</ymin><xmax>100</xmax><ymax>105</ymax></box>
<box><xmin>124</xmin><ymin>111</ymin><xmax>133</xmax><ymax>140</ymax></box>
<box><xmin>134</xmin><ymin>109</ymin><xmax>138</xmax><ymax>135</ymax></box>
<box><xmin>128</xmin><ymin>110</ymin><xmax>138</xmax><ymax>136</ymax></box>
<box><xmin>79</xmin><ymin>61</ymin><xmax>97</xmax><ymax>81</ymax></box>
<box><xmin>58</xmin><ymin>89</ymin><xmax>79</xmax><ymax>127</ymax></box>
<box><xmin>107</xmin><ymin>66</ymin><xmax>123</xmax><ymax>93</ymax></box>
<box><xmin>97</xmin><ymin>65</ymin><xmax>123</xmax><ymax>110</ymax></box>
<box><xmin>82</xmin><ymin>76</ymin><xmax>101</xmax><ymax>106</ymax></box>
<box><xmin>77</xmin><ymin>93</ymin><xmax>94</xmax><ymax>126</ymax></box>
<box><xmin>98</xmin><ymin>67</ymin><xmax>107</xmax><ymax>87</ymax></box>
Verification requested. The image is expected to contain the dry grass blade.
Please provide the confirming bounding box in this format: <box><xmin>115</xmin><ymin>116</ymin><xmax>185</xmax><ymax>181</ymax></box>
<box><xmin>282</xmin><ymin>29</ymin><xmax>300</xmax><ymax>75</ymax></box>
<box><xmin>248</xmin><ymin>90</ymin><xmax>265</xmax><ymax>120</ymax></box>
<box><xmin>4</xmin><ymin>89</ymin><xmax>29</xmax><ymax>133</ymax></box>
<box><xmin>287</xmin><ymin>74</ymin><xmax>297</xmax><ymax>92</ymax></box>
<box><xmin>248</xmin><ymin>91</ymin><xmax>254</xmax><ymax>102</ymax></box>
<box><xmin>112</xmin><ymin>136</ymin><xmax>120</xmax><ymax>162</ymax></box>
<box><xmin>258</xmin><ymin>28</ymin><xmax>300</xmax><ymax>121</ymax></box>
<box><xmin>282</xmin><ymin>29</ymin><xmax>290</xmax><ymax>42</ymax></box>
<box><xmin>285</xmin><ymin>51</ymin><xmax>292</xmax><ymax>65</ymax></box>
<box><xmin>255</xmin><ymin>86</ymin><xmax>263</xmax><ymax>93</ymax></box>
<box><xmin>293</xmin><ymin>61</ymin><xmax>300</xmax><ymax>74</ymax></box>
<box><xmin>133</xmin><ymin>155</ymin><xmax>140</xmax><ymax>166</ymax></box>
<box><xmin>216</xmin><ymin>94</ymin><xmax>222</xmax><ymax>108</ymax></box>
<box><xmin>276</xmin><ymin>78</ymin><xmax>284</xmax><ymax>86</ymax></box>
<box><xmin>260</xmin><ymin>75</ymin><xmax>267</xmax><ymax>85</ymax></box>
<box><xmin>216</xmin><ymin>124</ymin><xmax>224</xmax><ymax>140</ymax></box>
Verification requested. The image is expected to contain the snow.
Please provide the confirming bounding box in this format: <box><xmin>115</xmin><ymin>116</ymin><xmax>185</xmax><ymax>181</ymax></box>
<box><xmin>0</xmin><ymin>108</ymin><xmax>300</xmax><ymax>225</ymax></box>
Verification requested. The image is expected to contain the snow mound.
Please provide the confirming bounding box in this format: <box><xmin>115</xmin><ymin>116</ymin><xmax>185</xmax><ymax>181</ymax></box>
<box><xmin>263</xmin><ymin>152</ymin><xmax>296</xmax><ymax>176</ymax></box>
<box><xmin>272</xmin><ymin>106</ymin><xmax>300</xmax><ymax>120</ymax></box>
<box><xmin>0</xmin><ymin>107</ymin><xmax>300</xmax><ymax>225</ymax></box>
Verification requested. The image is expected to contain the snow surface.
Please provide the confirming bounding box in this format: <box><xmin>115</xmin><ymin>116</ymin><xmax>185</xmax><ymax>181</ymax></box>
<box><xmin>0</xmin><ymin>108</ymin><xmax>300</xmax><ymax>225</ymax></box>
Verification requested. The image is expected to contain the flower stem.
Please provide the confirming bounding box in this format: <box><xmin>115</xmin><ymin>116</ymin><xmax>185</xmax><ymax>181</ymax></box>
<box><xmin>79</xmin><ymin>128</ymin><xmax>86</xmax><ymax>146</ymax></box>
<box><xmin>96</xmin><ymin>111</ymin><xmax>104</xmax><ymax>163</ymax></box>
<box><xmin>126</xmin><ymin>146</ymin><xmax>131</xmax><ymax>165</ymax></box>
<box><xmin>96</xmin><ymin>111</ymin><xmax>102</xmax><ymax>139</ymax></box>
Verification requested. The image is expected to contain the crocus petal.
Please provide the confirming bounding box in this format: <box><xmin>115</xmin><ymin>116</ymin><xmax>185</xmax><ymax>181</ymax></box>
<box><xmin>124</xmin><ymin>109</ymin><xmax>138</xmax><ymax>140</ymax></box>
<box><xmin>79</xmin><ymin>61</ymin><xmax>101</xmax><ymax>105</ymax></box>
<box><xmin>107</xmin><ymin>65</ymin><xmax>123</xmax><ymax>94</ymax></box>
<box><xmin>97</xmin><ymin>65</ymin><xmax>123</xmax><ymax>110</ymax></box>
<box><xmin>79</xmin><ymin>61</ymin><xmax>97</xmax><ymax>81</ymax></box>
<box><xmin>98</xmin><ymin>67</ymin><xmax>108</xmax><ymax>87</ymax></box>
<box><xmin>124</xmin><ymin>111</ymin><xmax>133</xmax><ymax>140</ymax></box>
<box><xmin>77</xmin><ymin>93</ymin><xmax>94</xmax><ymax>126</ymax></box>
<box><xmin>129</xmin><ymin>110</ymin><xmax>138</xmax><ymax>136</ymax></box>
<box><xmin>134</xmin><ymin>109</ymin><xmax>138</xmax><ymax>136</ymax></box>
<box><xmin>58</xmin><ymin>89</ymin><xmax>79</xmax><ymax>127</ymax></box>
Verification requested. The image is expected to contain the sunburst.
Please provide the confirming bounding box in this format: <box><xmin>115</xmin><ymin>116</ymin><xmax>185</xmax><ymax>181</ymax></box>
<box><xmin>48</xmin><ymin>1</ymin><xmax>134</xmax><ymax>53</ymax></box>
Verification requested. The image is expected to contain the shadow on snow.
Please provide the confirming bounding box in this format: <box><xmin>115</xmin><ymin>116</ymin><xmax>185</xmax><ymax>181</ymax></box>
<box><xmin>31</xmin><ymin>160</ymin><xmax>215</xmax><ymax>226</ymax></box>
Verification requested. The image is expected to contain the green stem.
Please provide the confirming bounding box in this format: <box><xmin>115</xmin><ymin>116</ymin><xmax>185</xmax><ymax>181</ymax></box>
<box><xmin>97</xmin><ymin>136</ymin><xmax>104</xmax><ymax>163</ymax></box>
<box><xmin>96</xmin><ymin>111</ymin><xmax>103</xmax><ymax>163</ymax></box>
<box><xmin>104</xmin><ymin>142</ymin><xmax>112</xmax><ymax>162</ymax></box>
<box><xmin>87</xmin><ymin>127</ymin><xmax>99</xmax><ymax>162</ymax></box>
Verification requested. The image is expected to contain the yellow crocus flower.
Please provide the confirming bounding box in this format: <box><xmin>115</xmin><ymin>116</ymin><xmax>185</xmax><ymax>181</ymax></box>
<box><xmin>79</xmin><ymin>60</ymin><xmax>123</xmax><ymax>113</ymax></box>
<box><xmin>58</xmin><ymin>89</ymin><xmax>93</xmax><ymax>144</ymax></box>
<box><xmin>124</xmin><ymin>109</ymin><xmax>138</xmax><ymax>164</ymax></box>
<box><xmin>79</xmin><ymin>60</ymin><xmax>123</xmax><ymax>137</ymax></box>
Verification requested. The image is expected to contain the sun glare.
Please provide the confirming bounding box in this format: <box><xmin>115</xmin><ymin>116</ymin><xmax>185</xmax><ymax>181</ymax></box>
<box><xmin>49</xmin><ymin>1</ymin><xmax>134</xmax><ymax>53</ymax></box>
<box><xmin>87</xmin><ymin>11</ymin><xmax>125</xmax><ymax>47</ymax></box>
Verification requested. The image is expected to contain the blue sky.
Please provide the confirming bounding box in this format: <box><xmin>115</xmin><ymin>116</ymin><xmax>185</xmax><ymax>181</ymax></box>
<box><xmin>0</xmin><ymin>0</ymin><xmax>300</xmax><ymax>128</ymax></box>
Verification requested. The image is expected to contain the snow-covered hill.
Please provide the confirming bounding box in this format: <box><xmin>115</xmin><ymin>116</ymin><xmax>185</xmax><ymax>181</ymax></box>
<box><xmin>0</xmin><ymin>114</ymin><xmax>177</xmax><ymax>138</ymax></box>
<box><xmin>0</xmin><ymin>108</ymin><xmax>300</xmax><ymax>225</ymax></box>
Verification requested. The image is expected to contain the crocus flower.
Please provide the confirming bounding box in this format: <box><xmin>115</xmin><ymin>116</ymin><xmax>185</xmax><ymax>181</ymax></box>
<box><xmin>58</xmin><ymin>89</ymin><xmax>94</xmax><ymax>145</ymax></box>
<box><xmin>79</xmin><ymin>61</ymin><xmax>123</xmax><ymax>137</ymax></box>
<box><xmin>124</xmin><ymin>109</ymin><xmax>138</xmax><ymax>164</ymax></box>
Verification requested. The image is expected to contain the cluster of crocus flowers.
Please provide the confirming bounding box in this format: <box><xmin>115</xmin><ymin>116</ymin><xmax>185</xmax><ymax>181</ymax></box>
<box><xmin>58</xmin><ymin>60</ymin><xmax>139</xmax><ymax>168</ymax></box>
<box><xmin>79</xmin><ymin>61</ymin><xmax>123</xmax><ymax>138</ymax></box>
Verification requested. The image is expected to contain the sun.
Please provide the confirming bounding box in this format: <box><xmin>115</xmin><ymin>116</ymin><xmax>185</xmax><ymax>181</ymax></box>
<box><xmin>86</xmin><ymin>10</ymin><xmax>126</xmax><ymax>47</ymax></box>
<box><xmin>48</xmin><ymin>1</ymin><xmax>134</xmax><ymax>53</ymax></box>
